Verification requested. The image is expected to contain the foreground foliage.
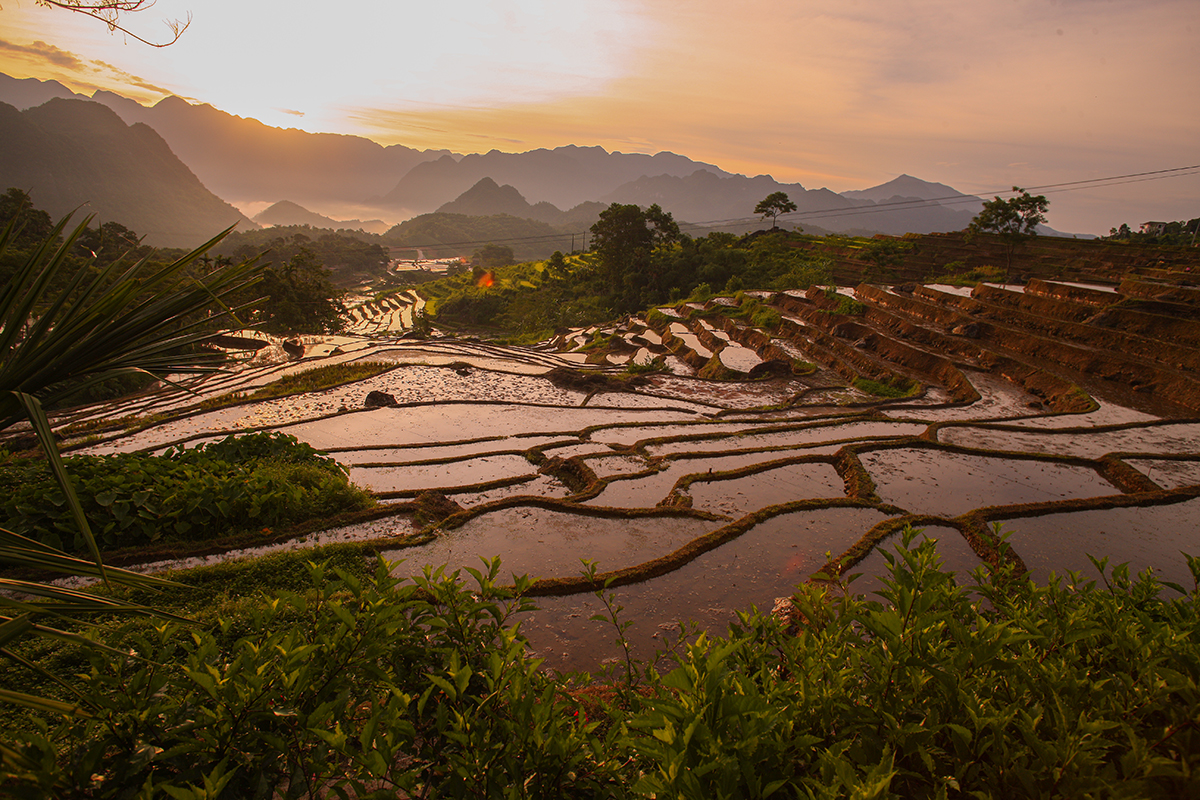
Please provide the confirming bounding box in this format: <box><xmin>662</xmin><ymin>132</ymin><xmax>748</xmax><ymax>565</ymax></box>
<box><xmin>0</xmin><ymin>207</ymin><xmax>268</xmax><ymax>724</ymax></box>
<box><xmin>0</xmin><ymin>433</ymin><xmax>373</xmax><ymax>554</ymax></box>
<box><xmin>2</xmin><ymin>533</ymin><xmax>1198</xmax><ymax>798</ymax></box>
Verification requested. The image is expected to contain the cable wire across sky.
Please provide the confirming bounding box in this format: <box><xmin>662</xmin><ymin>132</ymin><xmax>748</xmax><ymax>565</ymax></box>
<box><xmin>385</xmin><ymin>164</ymin><xmax>1200</xmax><ymax>253</ymax></box>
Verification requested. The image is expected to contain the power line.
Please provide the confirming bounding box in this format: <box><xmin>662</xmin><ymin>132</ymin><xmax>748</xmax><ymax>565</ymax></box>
<box><xmin>381</xmin><ymin>164</ymin><xmax>1200</xmax><ymax>250</ymax></box>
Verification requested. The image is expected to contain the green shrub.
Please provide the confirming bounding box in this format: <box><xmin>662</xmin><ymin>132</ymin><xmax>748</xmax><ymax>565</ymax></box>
<box><xmin>4</xmin><ymin>533</ymin><xmax>1199</xmax><ymax>798</ymax></box>
<box><xmin>0</xmin><ymin>432</ymin><xmax>372</xmax><ymax>553</ymax></box>
<box><xmin>822</xmin><ymin>287</ymin><xmax>867</xmax><ymax>315</ymax></box>
<box><xmin>927</xmin><ymin>263</ymin><xmax>1005</xmax><ymax>286</ymax></box>
<box><xmin>853</xmin><ymin>376</ymin><xmax>919</xmax><ymax>397</ymax></box>
<box><xmin>625</xmin><ymin>355</ymin><xmax>672</xmax><ymax>375</ymax></box>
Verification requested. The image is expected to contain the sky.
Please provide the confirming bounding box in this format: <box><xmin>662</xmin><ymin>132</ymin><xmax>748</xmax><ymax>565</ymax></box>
<box><xmin>1</xmin><ymin>0</ymin><xmax>1197</xmax><ymax>234</ymax></box>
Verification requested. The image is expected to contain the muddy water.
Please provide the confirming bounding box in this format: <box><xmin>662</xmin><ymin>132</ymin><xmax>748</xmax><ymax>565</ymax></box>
<box><xmin>940</xmin><ymin>422</ymin><xmax>1200</xmax><ymax>458</ymax></box>
<box><xmin>1122</xmin><ymin>458</ymin><xmax>1200</xmax><ymax>490</ymax></box>
<box><xmin>453</xmin><ymin>475</ymin><xmax>574</xmax><ymax>505</ymax></box>
<box><xmin>56</xmin><ymin>331</ymin><xmax>1200</xmax><ymax>674</ymax></box>
<box><xmin>999</xmin><ymin>498</ymin><xmax>1200</xmax><ymax>590</ymax></box>
<box><xmin>350</xmin><ymin>454</ymin><xmax>537</xmax><ymax>492</ymax></box>
<box><xmin>328</xmin><ymin>436</ymin><xmax>571</xmax><ymax>465</ymax></box>
<box><xmin>583</xmin><ymin>450</ymin><xmax>841</xmax><ymax>509</ymax></box>
<box><xmin>282</xmin><ymin>405</ymin><xmax>691</xmax><ymax>450</ymax></box>
<box><xmin>586</xmin><ymin>454</ymin><xmax>655</xmax><ymax>479</ymax></box>
<box><xmin>590</xmin><ymin>421</ymin><xmax>767</xmax><ymax>446</ymax></box>
<box><xmin>880</xmin><ymin>371</ymin><xmax>1039</xmax><ymax>422</ymax></box>
<box><xmin>646</xmin><ymin>421</ymin><xmax>928</xmax><ymax>456</ymax></box>
<box><xmin>517</xmin><ymin>507</ymin><xmax>892</xmax><ymax>672</ymax></box>
<box><xmin>584</xmin><ymin>465</ymin><xmax>692</xmax><ymax>509</ymax></box>
<box><xmin>861</xmin><ymin>449</ymin><xmax>1120</xmax><ymax>516</ymax></box>
<box><xmin>686</xmin><ymin>462</ymin><xmax>846</xmax><ymax>516</ymax></box>
<box><xmin>384</xmin><ymin>508</ymin><xmax>715</xmax><ymax>582</ymax></box>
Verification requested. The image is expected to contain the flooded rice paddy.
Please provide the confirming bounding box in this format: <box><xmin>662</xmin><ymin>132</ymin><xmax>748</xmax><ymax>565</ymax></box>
<box><xmin>66</xmin><ymin>330</ymin><xmax>1200</xmax><ymax>670</ymax></box>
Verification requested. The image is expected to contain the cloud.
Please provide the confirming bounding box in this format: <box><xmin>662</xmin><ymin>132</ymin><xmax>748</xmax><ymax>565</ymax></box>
<box><xmin>277</xmin><ymin>108</ymin><xmax>305</xmax><ymax>117</ymax></box>
<box><xmin>88</xmin><ymin>59</ymin><xmax>172</xmax><ymax>95</ymax></box>
<box><xmin>0</xmin><ymin>39</ymin><xmax>85</xmax><ymax>70</ymax></box>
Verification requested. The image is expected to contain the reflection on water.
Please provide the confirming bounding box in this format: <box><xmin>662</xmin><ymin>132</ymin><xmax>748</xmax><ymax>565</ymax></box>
<box><xmin>1000</xmin><ymin>499</ymin><xmax>1200</xmax><ymax>591</ymax></box>
<box><xmin>687</xmin><ymin>462</ymin><xmax>846</xmax><ymax>516</ymax></box>
<box><xmin>862</xmin><ymin>449</ymin><xmax>1120</xmax><ymax>516</ymax></box>
<box><xmin>518</xmin><ymin>507</ymin><xmax>891</xmax><ymax>672</ymax></box>
<box><xmin>384</xmin><ymin>508</ymin><xmax>715</xmax><ymax>582</ymax></box>
<box><xmin>59</xmin><ymin>333</ymin><xmax>1200</xmax><ymax>673</ymax></box>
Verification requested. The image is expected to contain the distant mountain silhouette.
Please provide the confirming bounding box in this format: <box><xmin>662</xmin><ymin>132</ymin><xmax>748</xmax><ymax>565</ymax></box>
<box><xmin>0</xmin><ymin>73</ymin><xmax>88</xmax><ymax>108</ymax></box>
<box><xmin>84</xmin><ymin>93</ymin><xmax>453</xmax><ymax>211</ymax></box>
<box><xmin>383</xmin><ymin>212</ymin><xmax>575</xmax><ymax>262</ymax></box>
<box><xmin>0</xmin><ymin>98</ymin><xmax>254</xmax><ymax>246</ymax></box>
<box><xmin>843</xmin><ymin>175</ymin><xmax>1071</xmax><ymax>236</ymax></box>
<box><xmin>600</xmin><ymin>170</ymin><xmax>984</xmax><ymax>235</ymax></box>
<box><xmin>0</xmin><ymin>73</ymin><xmax>1051</xmax><ymax>239</ymax></box>
<box><xmin>436</xmin><ymin>177</ymin><xmax>605</xmax><ymax>229</ymax></box>
<box><xmin>437</xmin><ymin>177</ymin><xmax>534</xmax><ymax>218</ymax></box>
<box><xmin>253</xmin><ymin>200</ymin><xmax>388</xmax><ymax>233</ymax></box>
<box><xmin>381</xmin><ymin>145</ymin><xmax>732</xmax><ymax>213</ymax></box>
<box><xmin>842</xmin><ymin>173</ymin><xmax>983</xmax><ymax>208</ymax></box>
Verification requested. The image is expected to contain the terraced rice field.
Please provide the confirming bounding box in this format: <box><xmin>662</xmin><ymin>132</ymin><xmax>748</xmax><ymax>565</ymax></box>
<box><xmin>55</xmin><ymin>278</ymin><xmax>1200</xmax><ymax>670</ymax></box>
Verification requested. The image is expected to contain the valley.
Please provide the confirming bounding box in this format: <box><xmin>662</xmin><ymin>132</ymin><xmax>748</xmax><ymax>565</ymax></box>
<box><xmin>49</xmin><ymin>263</ymin><xmax>1200</xmax><ymax>672</ymax></box>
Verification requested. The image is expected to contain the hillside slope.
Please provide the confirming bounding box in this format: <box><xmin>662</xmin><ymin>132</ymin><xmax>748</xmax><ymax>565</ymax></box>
<box><xmin>0</xmin><ymin>98</ymin><xmax>254</xmax><ymax>247</ymax></box>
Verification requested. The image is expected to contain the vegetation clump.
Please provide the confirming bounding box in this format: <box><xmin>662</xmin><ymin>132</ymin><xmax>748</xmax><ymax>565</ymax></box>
<box><xmin>3</xmin><ymin>534</ymin><xmax>1199</xmax><ymax>797</ymax></box>
<box><xmin>927</xmin><ymin>261</ymin><xmax>1006</xmax><ymax>286</ymax></box>
<box><xmin>853</xmin><ymin>376</ymin><xmax>919</xmax><ymax>398</ymax></box>
<box><xmin>0</xmin><ymin>432</ymin><xmax>373</xmax><ymax>554</ymax></box>
<box><xmin>822</xmin><ymin>288</ymin><xmax>868</xmax><ymax>316</ymax></box>
<box><xmin>244</xmin><ymin>361</ymin><xmax>394</xmax><ymax>401</ymax></box>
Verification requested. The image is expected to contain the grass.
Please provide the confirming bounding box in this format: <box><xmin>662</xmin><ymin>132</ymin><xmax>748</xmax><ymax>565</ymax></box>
<box><xmin>247</xmin><ymin>361</ymin><xmax>395</xmax><ymax>399</ymax></box>
<box><xmin>853</xmin><ymin>376</ymin><xmax>919</xmax><ymax>398</ymax></box>
<box><xmin>625</xmin><ymin>356</ymin><xmax>672</xmax><ymax>376</ymax></box>
<box><xmin>194</xmin><ymin>361</ymin><xmax>397</xmax><ymax>412</ymax></box>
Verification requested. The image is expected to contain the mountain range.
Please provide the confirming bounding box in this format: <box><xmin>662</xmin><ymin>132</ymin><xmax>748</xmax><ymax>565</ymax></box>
<box><xmin>0</xmin><ymin>98</ymin><xmax>251</xmax><ymax>246</ymax></box>
<box><xmin>252</xmin><ymin>200</ymin><xmax>389</xmax><ymax>234</ymax></box>
<box><xmin>1</xmin><ymin>71</ymin><xmax>1044</xmax><ymax>248</ymax></box>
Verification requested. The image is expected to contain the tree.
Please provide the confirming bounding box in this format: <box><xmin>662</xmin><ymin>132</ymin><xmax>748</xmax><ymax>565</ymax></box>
<box><xmin>252</xmin><ymin>247</ymin><xmax>346</xmax><ymax>334</ymax></box>
<box><xmin>472</xmin><ymin>243</ymin><xmax>515</xmax><ymax>269</ymax></box>
<box><xmin>0</xmin><ymin>189</ymin><xmax>54</xmax><ymax>249</ymax></box>
<box><xmin>969</xmin><ymin>187</ymin><xmax>1049</xmax><ymax>239</ymax></box>
<box><xmin>32</xmin><ymin>0</ymin><xmax>190</xmax><ymax>47</ymax></box>
<box><xmin>967</xmin><ymin>187</ymin><xmax>1049</xmax><ymax>282</ymax></box>
<box><xmin>588</xmin><ymin>203</ymin><xmax>680</xmax><ymax>312</ymax></box>
<box><xmin>754</xmin><ymin>192</ymin><xmax>798</xmax><ymax>230</ymax></box>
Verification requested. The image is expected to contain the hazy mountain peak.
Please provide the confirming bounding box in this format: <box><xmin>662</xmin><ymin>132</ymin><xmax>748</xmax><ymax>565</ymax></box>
<box><xmin>842</xmin><ymin>174</ymin><xmax>978</xmax><ymax>204</ymax></box>
<box><xmin>0</xmin><ymin>97</ymin><xmax>254</xmax><ymax>245</ymax></box>
<box><xmin>0</xmin><ymin>73</ymin><xmax>85</xmax><ymax>109</ymax></box>
<box><xmin>438</xmin><ymin>177</ymin><xmax>542</xmax><ymax>217</ymax></box>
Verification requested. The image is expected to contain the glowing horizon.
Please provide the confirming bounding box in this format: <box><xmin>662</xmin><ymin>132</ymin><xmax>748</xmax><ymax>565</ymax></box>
<box><xmin>1</xmin><ymin>0</ymin><xmax>1197</xmax><ymax>233</ymax></box>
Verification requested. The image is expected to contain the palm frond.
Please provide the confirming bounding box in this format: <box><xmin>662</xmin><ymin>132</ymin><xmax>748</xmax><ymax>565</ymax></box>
<box><xmin>0</xmin><ymin>212</ymin><xmax>267</xmax><ymax>716</ymax></box>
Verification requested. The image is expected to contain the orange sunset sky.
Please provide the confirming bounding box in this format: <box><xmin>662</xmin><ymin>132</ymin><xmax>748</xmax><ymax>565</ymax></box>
<box><xmin>1</xmin><ymin>0</ymin><xmax>1197</xmax><ymax>234</ymax></box>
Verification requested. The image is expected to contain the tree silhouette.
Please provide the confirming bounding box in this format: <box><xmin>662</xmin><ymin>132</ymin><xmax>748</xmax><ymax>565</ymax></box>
<box><xmin>968</xmin><ymin>187</ymin><xmax>1049</xmax><ymax>283</ymax></box>
<box><xmin>754</xmin><ymin>192</ymin><xmax>798</xmax><ymax>229</ymax></box>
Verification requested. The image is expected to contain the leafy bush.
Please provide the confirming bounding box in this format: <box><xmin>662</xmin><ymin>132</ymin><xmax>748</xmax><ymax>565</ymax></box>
<box><xmin>4</xmin><ymin>532</ymin><xmax>1199</xmax><ymax>798</ymax></box>
<box><xmin>927</xmin><ymin>262</ymin><xmax>1005</xmax><ymax>286</ymax></box>
<box><xmin>625</xmin><ymin>355</ymin><xmax>672</xmax><ymax>376</ymax></box>
<box><xmin>823</xmin><ymin>288</ymin><xmax>867</xmax><ymax>316</ymax></box>
<box><xmin>0</xmin><ymin>432</ymin><xmax>372</xmax><ymax>553</ymax></box>
<box><xmin>853</xmin><ymin>376</ymin><xmax>919</xmax><ymax>398</ymax></box>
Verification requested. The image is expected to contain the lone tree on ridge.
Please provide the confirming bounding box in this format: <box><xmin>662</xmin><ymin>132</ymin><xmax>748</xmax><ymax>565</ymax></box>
<box><xmin>968</xmin><ymin>186</ymin><xmax>1049</xmax><ymax>283</ymax></box>
<box><xmin>755</xmin><ymin>192</ymin><xmax>798</xmax><ymax>230</ymax></box>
